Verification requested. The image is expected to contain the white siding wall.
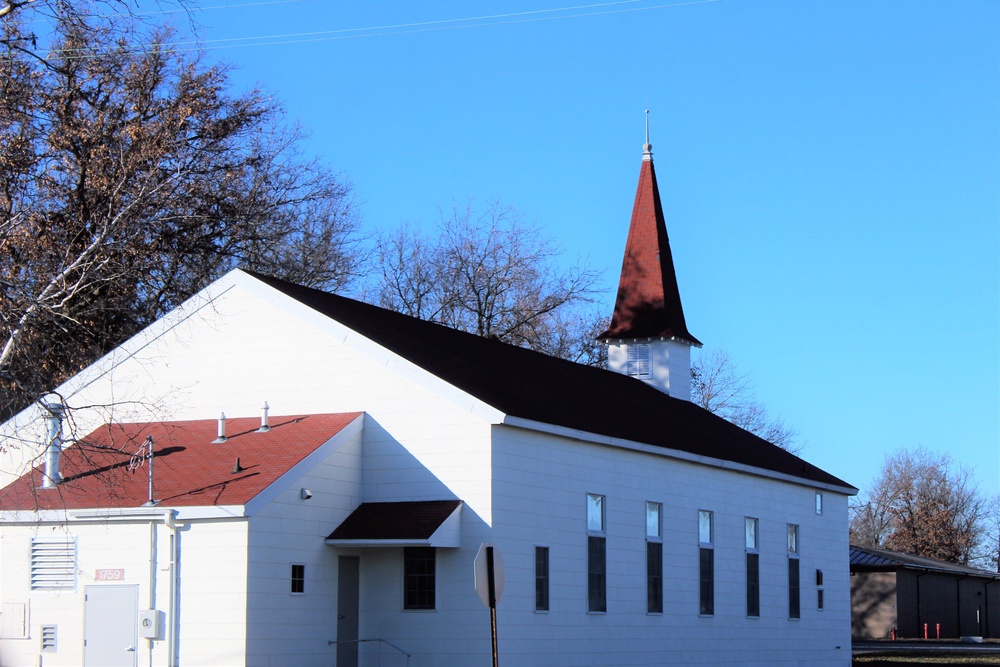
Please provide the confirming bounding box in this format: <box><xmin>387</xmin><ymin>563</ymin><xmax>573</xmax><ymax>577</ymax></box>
<box><xmin>606</xmin><ymin>339</ymin><xmax>693</xmax><ymax>401</ymax></box>
<box><xmin>0</xmin><ymin>518</ymin><xmax>249</xmax><ymax>666</ymax></box>
<box><xmin>481</xmin><ymin>425</ymin><xmax>852</xmax><ymax>667</ymax></box>
<box><xmin>245</xmin><ymin>423</ymin><xmax>363</xmax><ymax>667</ymax></box>
<box><xmin>0</xmin><ymin>276</ymin><xmax>496</xmax><ymax>521</ymax></box>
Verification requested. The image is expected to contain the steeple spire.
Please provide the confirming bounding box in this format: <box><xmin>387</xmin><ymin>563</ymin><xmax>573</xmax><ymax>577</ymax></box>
<box><xmin>643</xmin><ymin>109</ymin><xmax>652</xmax><ymax>162</ymax></box>
<box><xmin>599</xmin><ymin>114</ymin><xmax>701</xmax><ymax>399</ymax></box>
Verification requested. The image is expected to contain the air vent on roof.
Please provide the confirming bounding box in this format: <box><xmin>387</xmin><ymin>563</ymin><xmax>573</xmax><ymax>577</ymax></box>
<box><xmin>212</xmin><ymin>412</ymin><xmax>227</xmax><ymax>444</ymax></box>
<box><xmin>257</xmin><ymin>402</ymin><xmax>270</xmax><ymax>433</ymax></box>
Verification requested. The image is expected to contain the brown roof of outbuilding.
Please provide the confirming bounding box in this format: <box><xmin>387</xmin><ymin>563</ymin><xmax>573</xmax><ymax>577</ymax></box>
<box><xmin>598</xmin><ymin>152</ymin><xmax>700</xmax><ymax>345</ymax></box>
<box><xmin>326</xmin><ymin>500</ymin><xmax>462</xmax><ymax>541</ymax></box>
<box><xmin>248</xmin><ymin>272</ymin><xmax>853</xmax><ymax>491</ymax></box>
<box><xmin>850</xmin><ymin>546</ymin><xmax>1000</xmax><ymax>578</ymax></box>
<box><xmin>0</xmin><ymin>413</ymin><xmax>361</xmax><ymax>511</ymax></box>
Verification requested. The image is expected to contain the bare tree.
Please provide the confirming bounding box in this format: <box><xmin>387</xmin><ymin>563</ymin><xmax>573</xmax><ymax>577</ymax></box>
<box><xmin>374</xmin><ymin>198</ymin><xmax>603</xmax><ymax>363</ymax></box>
<box><xmin>850</xmin><ymin>448</ymin><xmax>989</xmax><ymax>566</ymax></box>
<box><xmin>0</xmin><ymin>5</ymin><xmax>364</xmax><ymax>422</ymax></box>
<box><xmin>690</xmin><ymin>349</ymin><xmax>799</xmax><ymax>452</ymax></box>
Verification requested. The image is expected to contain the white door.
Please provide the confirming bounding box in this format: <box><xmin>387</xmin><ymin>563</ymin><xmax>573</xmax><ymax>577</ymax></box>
<box><xmin>84</xmin><ymin>585</ymin><xmax>138</xmax><ymax>667</ymax></box>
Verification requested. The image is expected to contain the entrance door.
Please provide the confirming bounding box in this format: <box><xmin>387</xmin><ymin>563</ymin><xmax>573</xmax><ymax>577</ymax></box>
<box><xmin>337</xmin><ymin>556</ymin><xmax>360</xmax><ymax>667</ymax></box>
<box><xmin>84</xmin><ymin>584</ymin><xmax>138</xmax><ymax>667</ymax></box>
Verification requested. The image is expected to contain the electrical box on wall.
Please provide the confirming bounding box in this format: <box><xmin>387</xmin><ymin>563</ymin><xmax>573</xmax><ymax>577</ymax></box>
<box><xmin>138</xmin><ymin>609</ymin><xmax>165</xmax><ymax>640</ymax></box>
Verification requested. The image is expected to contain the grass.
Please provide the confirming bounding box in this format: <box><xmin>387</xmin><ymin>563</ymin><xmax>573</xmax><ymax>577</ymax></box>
<box><xmin>855</xmin><ymin>652</ymin><xmax>1000</xmax><ymax>665</ymax></box>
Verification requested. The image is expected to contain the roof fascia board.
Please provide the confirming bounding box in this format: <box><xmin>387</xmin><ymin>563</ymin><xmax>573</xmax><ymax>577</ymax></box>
<box><xmin>6</xmin><ymin>275</ymin><xmax>240</xmax><ymax>430</ymax></box>
<box><xmin>235</xmin><ymin>271</ymin><xmax>506</xmax><ymax>424</ymax></box>
<box><xmin>242</xmin><ymin>413</ymin><xmax>364</xmax><ymax>516</ymax></box>
<box><xmin>323</xmin><ymin>538</ymin><xmax>459</xmax><ymax>547</ymax></box>
<box><xmin>500</xmin><ymin>416</ymin><xmax>858</xmax><ymax>495</ymax></box>
<box><xmin>426</xmin><ymin>503</ymin><xmax>462</xmax><ymax>547</ymax></box>
<box><xmin>1</xmin><ymin>505</ymin><xmax>245</xmax><ymax>524</ymax></box>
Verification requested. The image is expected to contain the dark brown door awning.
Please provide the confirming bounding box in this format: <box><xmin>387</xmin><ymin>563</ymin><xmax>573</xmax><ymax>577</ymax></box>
<box><xmin>325</xmin><ymin>500</ymin><xmax>462</xmax><ymax>547</ymax></box>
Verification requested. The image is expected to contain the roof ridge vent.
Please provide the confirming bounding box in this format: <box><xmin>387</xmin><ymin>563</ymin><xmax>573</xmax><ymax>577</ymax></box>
<box><xmin>212</xmin><ymin>412</ymin><xmax>228</xmax><ymax>444</ymax></box>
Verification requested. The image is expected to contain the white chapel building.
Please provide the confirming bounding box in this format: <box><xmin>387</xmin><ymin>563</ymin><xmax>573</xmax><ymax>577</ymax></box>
<box><xmin>0</xmin><ymin>136</ymin><xmax>857</xmax><ymax>666</ymax></box>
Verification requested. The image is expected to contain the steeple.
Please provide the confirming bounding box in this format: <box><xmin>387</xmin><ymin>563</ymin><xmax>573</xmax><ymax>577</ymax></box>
<box><xmin>599</xmin><ymin>114</ymin><xmax>701</xmax><ymax>399</ymax></box>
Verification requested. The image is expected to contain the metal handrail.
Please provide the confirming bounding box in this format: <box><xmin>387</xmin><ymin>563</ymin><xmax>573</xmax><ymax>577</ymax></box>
<box><xmin>328</xmin><ymin>638</ymin><xmax>411</xmax><ymax>666</ymax></box>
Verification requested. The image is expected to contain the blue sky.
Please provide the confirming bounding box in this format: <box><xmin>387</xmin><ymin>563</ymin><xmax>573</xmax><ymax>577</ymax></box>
<box><xmin>146</xmin><ymin>0</ymin><xmax>997</xmax><ymax>496</ymax></box>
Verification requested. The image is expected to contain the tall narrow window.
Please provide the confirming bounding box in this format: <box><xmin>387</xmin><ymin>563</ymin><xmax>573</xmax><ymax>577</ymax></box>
<box><xmin>815</xmin><ymin>492</ymin><xmax>823</xmax><ymax>515</ymax></box>
<box><xmin>535</xmin><ymin>546</ymin><xmax>550</xmax><ymax>611</ymax></box>
<box><xmin>646</xmin><ymin>502</ymin><xmax>663</xmax><ymax>613</ymax></box>
<box><xmin>698</xmin><ymin>510</ymin><xmax>714</xmax><ymax>616</ymax></box>
<box><xmin>745</xmin><ymin>517</ymin><xmax>759</xmax><ymax>617</ymax></box>
<box><xmin>788</xmin><ymin>524</ymin><xmax>800</xmax><ymax>619</ymax></box>
<box><xmin>816</xmin><ymin>569</ymin><xmax>824</xmax><ymax>610</ymax></box>
<box><xmin>290</xmin><ymin>563</ymin><xmax>305</xmax><ymax>594</ymax></box>
<box><xmin>403</xmin><ymin>547</ymin><xmax>436</xmax><ymax>610</ymax></box>
<box><xmin>587</xmin><ymin>493</ymin><xmax>606</xmax><ymax>612</ymax></box>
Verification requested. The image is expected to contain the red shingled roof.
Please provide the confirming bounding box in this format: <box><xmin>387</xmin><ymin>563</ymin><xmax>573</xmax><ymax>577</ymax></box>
<box><xmin>0</xmin><ymin>413</ymin><xmax>361</xmax><ymax>511</ymax></box>
<box><xmin>598</xmin><ymin>153</ymin><xmax>700</xmax><ymax>345</ymax></box>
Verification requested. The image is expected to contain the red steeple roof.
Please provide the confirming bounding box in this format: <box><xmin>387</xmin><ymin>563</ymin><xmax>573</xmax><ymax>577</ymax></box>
<box><xmin>598</xmin><ymin>140</ymin><xmax>700</xmax><ymax>345</ymax></box>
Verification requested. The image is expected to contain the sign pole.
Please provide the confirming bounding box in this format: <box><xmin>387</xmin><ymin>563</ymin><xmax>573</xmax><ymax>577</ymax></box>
<box><xmin>487</xmin><ymin>546</ymin><xmax>499</xmax><ymax>667</ymax></box>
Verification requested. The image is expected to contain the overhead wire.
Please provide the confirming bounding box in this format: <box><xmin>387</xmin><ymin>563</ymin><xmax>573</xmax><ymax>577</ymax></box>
<box><xmin>31</xmin><ymin>0</ymin><xmax>720</xmax><ymax>60</ymax></box>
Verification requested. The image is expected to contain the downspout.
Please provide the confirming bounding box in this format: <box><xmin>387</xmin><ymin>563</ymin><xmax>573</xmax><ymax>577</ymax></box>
<box><xmin>985</xmin><ymin>579</ymin><xmax>997</xmax><ymax>639</ymax></box>
<box><xmin>148</xmin><ymin>519</ymin><xmax>158</xmax><ymax>667</ymax></box>
<box><xmin>957</xmin><ymin>574</ymin><xmax>969</xmax><ymax>638</ymax></box>
<box><xmin>914</xmin><ymin>570</ymin><xmax>926</xmax><ymax>638</ymax></box>
<box><xmin>165</xmin><ymin>511</ymin><xmax>182</xmax><ymax>667</ymax></box>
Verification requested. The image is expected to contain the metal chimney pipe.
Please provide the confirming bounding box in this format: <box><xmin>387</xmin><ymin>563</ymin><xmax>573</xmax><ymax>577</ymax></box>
<box><xmin>212</xmin><ymin>412</ymin><xmax>227</xmax><ymax>444</ymax></box>
<box><xmin>258</xmin><ymin>402</ymin><xmax>270</xmax><ymax>433</ymax></box>
<box><xmin>40</xmin><ymin>399</ymin><xmax>66</xmax><ymax>489</ymax></box>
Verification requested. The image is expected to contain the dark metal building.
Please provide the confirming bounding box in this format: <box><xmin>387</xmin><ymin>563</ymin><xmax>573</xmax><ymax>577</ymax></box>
<box><xmin>851</xmin><ymin>545</ymin><xmax>1000</xmax><ymax>640</ymax></box>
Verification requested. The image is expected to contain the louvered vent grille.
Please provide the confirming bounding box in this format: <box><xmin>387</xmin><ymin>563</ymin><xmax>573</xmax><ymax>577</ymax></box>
<box><xmin>30</xmin><ymin>537</ymin><xmax>76</xmax><ymax>590</ymax></box>
<box><xmin>627</xmin><ymin>344</ymin><xmax>651</xmax><ymax>378</ymax></box>
<box><xmin>41</xmin><ymin>624</ymin><xmax>57</xmax><ymax>652</ymax></box>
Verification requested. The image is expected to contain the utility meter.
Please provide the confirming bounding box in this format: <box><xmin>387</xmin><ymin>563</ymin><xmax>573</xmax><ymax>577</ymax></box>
<box><xmin>138</xmin><ymin>609</ymin><xmax>165</xmax><ymax>640</ymax></box>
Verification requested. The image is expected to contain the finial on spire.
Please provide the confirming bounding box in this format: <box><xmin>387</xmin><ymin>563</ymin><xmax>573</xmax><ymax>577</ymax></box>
<box><xmin>642</xmin><ymin>109</ymin><xmax>653</xmax><ymax>161</ymax></box>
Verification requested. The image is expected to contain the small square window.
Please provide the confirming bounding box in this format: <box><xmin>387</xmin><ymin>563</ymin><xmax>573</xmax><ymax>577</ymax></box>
<box><xmin>290</xmin><ymin>563</ymin><xmax>305</xmax><ymax>594</ymax></box>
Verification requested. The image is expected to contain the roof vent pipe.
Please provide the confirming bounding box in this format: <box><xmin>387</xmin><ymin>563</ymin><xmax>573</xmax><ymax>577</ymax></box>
<box><xmin>212</xmin><ymin>412</ymin><xmax>227</xmax><ymax>444</ymax></box>
<box><xmin>257</xmin><ymin>402</ymin><xmax>270</xmax><ymax>433</ymax></box>
<box><xmin>40</xmin><ymin>398</ymin><xmax>66</xmax><ymax>489</ymax></box>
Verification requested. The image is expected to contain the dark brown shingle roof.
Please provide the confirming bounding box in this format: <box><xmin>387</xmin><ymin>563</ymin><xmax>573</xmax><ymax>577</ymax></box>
<box><xmin>326</xmin><ymin>500</ymin><xmax>462</xmax><ymax>542</ymax></box>
<box><xmin>247</xmin><ymin>272</ymin><xmax>853</xmax><ymax>491</ymax></box>
<box><xmin>850</xmin><ymin>545</ymin><xmax>1000</xmax><ymax>578</ymax></box>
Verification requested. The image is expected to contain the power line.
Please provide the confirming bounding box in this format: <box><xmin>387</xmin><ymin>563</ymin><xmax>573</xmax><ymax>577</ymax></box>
<box><xmin>37</xmin><ymin>0</ymin><xmax>720</xmax><ymax>59</ymax></box>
